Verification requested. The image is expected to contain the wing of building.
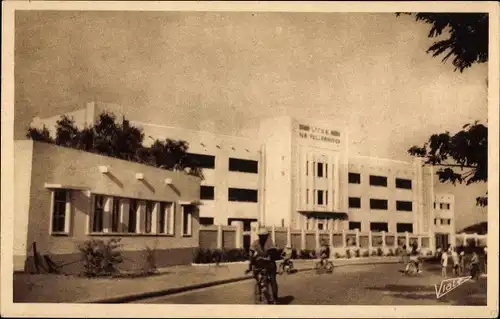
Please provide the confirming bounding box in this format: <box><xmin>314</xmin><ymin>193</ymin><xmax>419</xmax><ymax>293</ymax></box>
<box><xmin>19</xmin><ymin>101</ymin><xmax>460</xmax><ymax>271</ymax></box>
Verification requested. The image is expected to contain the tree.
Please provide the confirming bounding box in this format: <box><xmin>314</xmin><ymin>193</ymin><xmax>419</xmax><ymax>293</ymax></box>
<box><xmin>396</xmin><ymin>13</ymin><xmax>488</xmax><ymax>72</ymax></box>
<box><xmin>26</xmin><ymin>125</ymin><xmax>54</xmax><ymax>143</ymax></box>
<box><xmin>26</xmin><ymin>112</ymin><xmax>203</xmax><ymax>179</ymax></box>
<box><xmin>408</xmin><ymin>121</ymin><xmax>488</xmax><ymax>206</ymax></box>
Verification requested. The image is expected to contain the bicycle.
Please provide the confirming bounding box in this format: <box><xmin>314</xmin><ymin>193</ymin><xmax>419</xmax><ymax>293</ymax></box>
<box><xmin>251</xmin><ymin>267</ymin><xmax>276</xmax><ymax>304</ymax></box>
<box><xmin>315</xmin><ymin>259</ymin><xmax>334</xmax><ymax>274</ymax></box>
<box><xmin>278</xmin><ymin>259</ymin><xmax>294</xmax><ymax>275</ymax></box>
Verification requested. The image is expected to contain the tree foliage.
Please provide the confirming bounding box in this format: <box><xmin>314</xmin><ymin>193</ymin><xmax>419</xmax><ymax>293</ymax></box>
<box><xmin>26</xmin><ymin>112</ymin><xmax>203</xmax><ymax>179</ymax></box>
<box><xmin>396</xmin><ymin>13</ymin><xmax>488</xmax><ymax>72</ymax></box>
<box><xmin>408</xmin><ymin>122</ymin><xmax>487</xmax><ymax>206</ymax></box>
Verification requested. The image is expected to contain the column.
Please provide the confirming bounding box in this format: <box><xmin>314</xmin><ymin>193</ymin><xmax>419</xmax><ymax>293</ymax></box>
<box><xmin>286</xmin><ymin>225</ymin><xmax>292</xmax><ymax>247</ymax></box>
<box><xmin>341</xmin><ymin>229</ymin><xmax>346</xmax><ymax>249</ymax></box>
<box><xmin>328</xmin><ymin>154</ymin><xmax>334</xmax><ymax>211</ymax></box>
<box><xmin>368</xmin><ymin>231</ymin><xmax>373</xmax><ymax>252</ymax></box>
<box><xmin>271</xmin><ymin>225</ymin><xmax>276</xmax><ymax>244</ymax></box>
<box><xmin>463</xmin><ymin>234</ymin><xmax>467</xmax><ymax>246</ymax></box>
<box><xmin>232</xmin><ymin>221</ymin><xmax>244</xmax><ymax>249</ymax></box>
<box><xmin>382</xmin><ymin>231</ymin><xmax>386</xmax><ymax>251</ymax></box>
<box><xmin>329</xmin><ymin>227</ymin><xmax>334</xmax><ymax>248</ymax></box>
<box><xmin>151</xmin><ymin>202</ymin><xmax>159</xmax><ymax>234</ymax></box>
<box><xmin>405</xmin><ymin>232</ymin><xmax>410</xmax><ymax>249</ymax></box>
<box><xmin>328</xmin><ymin>219</ymin><xmax>334</xmax><ymax>232</ymax></box>
<box><xmin>120</xmin><ymin>199</ymin><xmax>130</xmax><ymax>233</ymax></box>
<box><xmin>102</xmin><ymin>197</ymin><xmax>113</xmax><ymax>233</ymax></box>
<box><xmin>307</xmin><ymin>153</ymin><xmax>314</xmax><ymax>210</ymax></box>
<box><xmin>250</xmin><ymin>221</ymin><xmax>259</xmax><ymax>243</ymax></box>
<box><xmin>217</xmin><ymin>224</ymin><xmax>223</xmax><ymax>250</ymax></box>
<box><xmin>136</xmin><ymin>201</ymin><xmax>145</xmax><ymax>234</ymax></box>
<box><xmin>356</xmin><ymin>229</ymin><xmax>360</xmax><ymax>248</ymax></box>
<box><xmin>300</xmin><ymin>227</ymin><xmax>306</xmax><ymax>251</ymax></box>
<box><xmin>418</xmin><ymin>235</ymin><xmax>422</xmax><ymax>249</ymax></box>
<box><xmin>315</xmin><ymin>227</ymin><xmax>320</xmax><ymax>250</ymax></box>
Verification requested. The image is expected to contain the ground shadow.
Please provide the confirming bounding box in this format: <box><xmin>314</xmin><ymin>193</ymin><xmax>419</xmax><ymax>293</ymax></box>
<box><xmin>277</xmin><ymin>295</ymin><xmax>295</xmax><ymax>305</ymax></box>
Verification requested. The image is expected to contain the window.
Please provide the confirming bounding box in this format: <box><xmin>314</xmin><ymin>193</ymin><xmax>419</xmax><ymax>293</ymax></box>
<box><xmin>111</xmin><ymin>198</ymin><xmax>121</xmax><ymax>232</ymax></box>
<box><xmin>128</xmin><ymin>199</ymin><xmax>138</xmax><ymax>233</ymax></box>
<box><xmin>397</xmin><ymin>223</ymin><xmax>413</xmax><ymax>233</ymax></box>
<box><xmin>158</xmin><ymin>202</ymin><xmax>174</xmax><ymax>235</ymax></box>
<box><xmin>51</xmin><ymin>189</ymin><xmax>70</xmax><ymax>233</ymax></box>
<box><xmin>144</xmin><ymin>201</ymin><xmax>154</xmax><ymax>234</ymax></box>
<box><xmin>326</xmin><ymin>163</ymin><xmax>328</xmax><ymax>178</ymax></box>
<box><xmin>348</xmin><ymin>172</ymin><xmax>361</xmax><ymax>184</ymax></box>
<box><xmin>306</xmin><ymin>161</ymin><xmax>309</xmax><ymax>176</ymax></box>
<box><xmin>396</xmin><ymin>201</ymin><xmax>413</xmax><ymax>212</ymax></box>
<box><xmin>369</xmin><ymin>175</ymin><xmax>387</xmax><ymax>187</ymax></box>
<box><xmin>441</xmin><ymin>219</ymin><xmax>451</xmax><ymax>225</ymax></box>
<box><xmin>229</xmin><ymin>158</ymin><xmax>258</xmax><ymax>173</ymax></box>
<box><xmin>317</xmin><ymin>162</ymin><xmax>324</xmax><ymax>178</ymax></box>
<box><xmin>182</xmin><ymin>206</ymin><xmax>193</xmax><ymax>236</ymax></box>
<box><xmin>349</xmin><ymin>221</ymin><xmax>362</xmax><ymax>231</ymax></box>
<box><xmin>316</xmin><ymin>190</ymin><xmax>324</xmax><ymax>205</ymax></box>
<box><xmin>370</xmin><ymin>199</ymin><xmax>388</xmax><ymax>210</ymax></box>
<box><xmin>348</xmin><ymin>197</ymin><xmax>361</xmax><ymax>208</ymax></box>
<box><xmin>227</xmin><ymin>218</ymin><xmax>258</xmax><ymax>231</ymax></box>
<box><xmin>440</xmin><ymin>203</ymin><xmax>451</xmax><ymax>210</ymax></box>
<box><xmin>200</xmin><ymin>217</ymin><xmax>214</xmax><ymax>226</ymax></box>
<box><xmin>325</xmin><ymin>191</ymin><xmax>329</xmax><ymax>205</ymax></box>
<box><xmin>306</xmin><ymin>189</ymin><xmax>309</xmax><ymax>204</ymax></box>
<box><xmin>186</xmin><ymin>153</ymin><xmax>215</xmax><ymax>169</ymax></box>
<box><xmin>434</xmin><ymin>218</ymin><xmax>438</xmax><ymax>225</ymax></box>
<box><xmin>395</xmin><ymin>178</ymin><xmax>412</xmax><ymax>189</ymax></box>
<box><xmin>318</xmin><ymin>223</ymin><xmax>324</xmax><ymax>230</ymax></box>
<box><xmin>200</xmin><ymin>186</ymin><xmax>215</xmax><ymax>200</ymax></box>
<box><xmin>228</xmin><ymin>188</ymin><xmax>258</xmax><ymax>202</ymax></box>
<box><xmin>92</xmin><ymin>195</ymin><xmax>105</xmax><ymax>233</ymax></box>
<box><xmin>370</xmin><ymin>222</ymin><xmax>388</xmax><ymax>232</ymax></box>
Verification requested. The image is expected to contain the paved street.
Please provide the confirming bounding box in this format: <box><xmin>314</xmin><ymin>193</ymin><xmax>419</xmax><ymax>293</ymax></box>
<box><xmin>133</xmin><ymin>263</ymin><xmax>487</xmax><ymax>305</ymax></box>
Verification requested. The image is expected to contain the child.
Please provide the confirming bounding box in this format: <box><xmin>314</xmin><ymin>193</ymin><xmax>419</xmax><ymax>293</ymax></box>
<box><xmin>441</xmin><ymin>249</ymin><xmax>448</xmax><ymax>277</ymax></box>
<box><xmin>281</xmin><ymin>245</ymin><xmax>293</xmax><ymax>267</ymax></box>
<box><xmin>451</xmin><ymin>247</ymin><xmax>460</xmax><ymax>276</ymax></box>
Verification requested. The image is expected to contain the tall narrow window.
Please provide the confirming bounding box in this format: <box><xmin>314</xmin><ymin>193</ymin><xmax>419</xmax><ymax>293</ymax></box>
<box><xmin>145</xmin><ymin>201</ymin><xmax>153</xmax><ymax>234</ymax></box>
<box><xmin>317</xmin><ymin>190</ymin><xmax>324</xmax><ymax>205</ymax></box>
<box><xmin>317</xmin><ymin>162</ymin><xmax>324</xmax><ymax>178</ymax></box>
<box><xmin>158</xmin><ymin>202</ymin><xmax>174</xmax><ymax>235</ymax></box>
<box><xmin>182</xmin><ymin>206</ymin><xmax>193</xmax><ymax>236</ymax></box>
<box><xmin>325</xmin><ymin>163</ymin><xmax>328</xmax><ymax>178</ymax></box>
<box><xmin>111</xmin><ymin>198</ymin><xmax>120</xmax><ymax>233</ymax></box>
<box><xmin>128</xmin><ymin>199</ymin><xmax>138</xmax><ymax>233</ymax></box>
<box><xmin>306</xmin><ymin>161</ymin><xmax>309</xmax><ymax>176</ymax></box>
<box><xmin>306</xmin><ymin>189</ymin><xmax>309</xmax><ymax>204</ymax></box>
<box><xmin>92</xmin><ymin>195</ymin><xmax>104</xmax><ymax>233</ymax></box>
<box><xmin>325</xmin><ymin>191</ymin><xmax>329</xmax><ymax>205</ymax></box>
<box><xmin>51</xmin><ymin>189</ymin><xmax>70</xmax><ymax>233</ymax></box>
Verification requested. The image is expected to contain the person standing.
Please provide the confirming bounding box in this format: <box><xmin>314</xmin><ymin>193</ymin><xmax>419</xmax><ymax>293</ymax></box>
<box><xmin>441</xmin><ymin>249</ymin><xmax>448</xmax><ymax>277</ymax></box>
<box><xmin>451</xmin><ymin>247</ymin><xmax>460</xmax><ymax>276</ymax></box>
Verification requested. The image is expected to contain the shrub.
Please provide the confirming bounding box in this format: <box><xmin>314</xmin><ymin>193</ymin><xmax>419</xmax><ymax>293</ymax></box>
<box><xmin>377</xmin><ymin>247</ymin><xmax>383</xmax><ymax>256</ymax></box>
<box><xmin>362</xmin><ymin>250</ymin><xmax>369</xmax><ymax>257</ymax></box>
<box><xmin>193</xmin><ymin>248</ymin><xmax>249</xmax><ymax>264</ymax></box>
<box><xmin>334</xmin><ymin>252</ymin><xmax>341</xmax><ymax>259</ymax></box>
<box><xmin>354</xmin><ymin>249</ymin><xmax>360</xmax><ymax>258</ymax></box>
<box><xmin>78</xmin><ymin>238</ymin><xmax>123</xmax><ymax>277</ymax></box>
<box><xmin>395</xmin><ymin>247</ymin><xmax>402</xmax><ymax>256</ymax></box>
<box><xmin>427</xmin><ymin>250</ymin><xmax>433</xmax><ymax>256</ymax></box>
<box><xmin>346</xmin><ymin>249</ymin><xmax>352</xmax><ymax>259</ymax></box>
<box><xmin>388</xmin><ymin>248</ymin><xmax>394</xmax><ymax>257</ymax></box>
<box><xmin>141</xmin><ymin>244</ymin><xmax>158</xmax><ymax>275</ymax></box>
<box><xmin>371</xmin><ymin>250</ymin><xmax>377</xmax><ymax>257</ymax></box>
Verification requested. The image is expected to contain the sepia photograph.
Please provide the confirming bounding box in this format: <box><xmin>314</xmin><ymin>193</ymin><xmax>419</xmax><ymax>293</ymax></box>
<box><xmin>1</xmin><ymin>1</ymin><xmax>498</xmax><ymax>318</ymax></box>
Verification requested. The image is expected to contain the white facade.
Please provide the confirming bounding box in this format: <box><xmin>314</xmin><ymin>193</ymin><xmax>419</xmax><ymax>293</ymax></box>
<box><xmin>31</xmin><ymin>102</ymin><xmax>457</xmax><ymax>245</ymax></box>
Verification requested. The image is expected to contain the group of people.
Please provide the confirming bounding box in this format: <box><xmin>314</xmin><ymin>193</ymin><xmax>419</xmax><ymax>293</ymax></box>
<box><xmin>439</xmin><ymin>245</ymin><xmax>485</xmax><ymax>279</ymax></box>
<box><xmin>245</xmin><ymin>228</ymin><xmax>331</xmax><ymax>304</ymax></box>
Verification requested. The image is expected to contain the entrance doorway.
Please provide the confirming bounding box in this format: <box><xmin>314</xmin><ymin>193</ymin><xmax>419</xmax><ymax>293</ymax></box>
<box><xmin>435</xmin><ymin>233</ymin><xmax>450</xmax><ymax>250</ymax></box>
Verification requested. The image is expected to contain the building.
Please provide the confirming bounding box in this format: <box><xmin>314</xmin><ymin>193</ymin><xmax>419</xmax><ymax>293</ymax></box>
<box><xmin>31</xmin><ymin>101</ymin><xmax>457</xmax><ymax>250</ymax></box>
<box><xmin>14</xmin><ymin>140</ymin><xmax>201</xmax><ymax>273</ymax></box>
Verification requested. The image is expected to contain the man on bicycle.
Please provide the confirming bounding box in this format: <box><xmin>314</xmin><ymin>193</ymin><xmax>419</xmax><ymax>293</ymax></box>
<box><xmin>319</xmin><ymin>240</ymin><xmax>330</xmax><ymax>266</ymax></box>
<box><xmin>245</xmin><ymin>228</ymin><xmax>279</xmax><ymax>303</ymax></box>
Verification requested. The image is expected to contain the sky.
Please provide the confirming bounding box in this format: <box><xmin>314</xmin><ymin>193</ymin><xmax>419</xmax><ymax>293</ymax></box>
<box><xmin>14</xmin><ymin>11</ymin><xmax>488</xmax><ymax>230</ymax></box>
